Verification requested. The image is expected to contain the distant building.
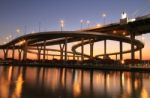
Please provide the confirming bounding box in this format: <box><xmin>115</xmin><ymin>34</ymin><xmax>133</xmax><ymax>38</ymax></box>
<box><xmin>121</xmin><ymin>12</ymin><xmax>127</xmax><ymax>19</ymax></box>
<box><xmin>120</xmin><ymin>12</ymin><xmax>128</xmax><ymax>24</ymax></box>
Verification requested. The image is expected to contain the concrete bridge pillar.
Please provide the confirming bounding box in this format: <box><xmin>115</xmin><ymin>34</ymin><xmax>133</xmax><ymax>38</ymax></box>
<box><xmin>23</xmin><ymin>40</ymin><xmax>28</xmax><ymax>61</ymax></box>
<box><xmin>12</xmin><ymin>45</ymin><xmax>15</xmax><ymax>59</ymax></box>
<box><xmin>18</xmin><ymin>49</ymin><xmax>22</xmax><ymax>61</ymax></box>
<box><xmin>116</xmin><ymin>54</ymin><xmax>118</xmax><ymax>60</ymax></box>
<box><xmin>90</xmin><ymin>39</ymin><xmax>94</xmax><ymax>59</ymax></box>
<box><xmin>73</xmin><ymin>53</ymin><xmax>75</xmax><ymax>60</ymax></box>
<box><xmin>81</xmin><ymin>38</ymin><xmax>84</xmax><ymax>61</ymax></box>
<box><xmin>59</xmin><ymin>44</ymin><xmax>65</xmax><ymax>60</ymax></box>
<box><xmin>43</xmin><ymin>40</ymin><xmax>46</xmax><ymax>61</ymax></box>
<box><xmin>65</xmin><ymin>37</ymin><xmax>68</xmax><ymax>61</ymax></box>
<box><xmin>3</xmin><ymin>48</ymin><xmax>8</xmax><ymax>60</ymax></box>
<box><xmin>37</xmin><ymin>46</ymin><xmax>42</xmax><ymax>61</ymax></box>
<box><xmin>120</xmin><ymin>41</ymin><xmax>123</xmax><ymax>61</ymax></box>
<box><xmin>47</xmin><ymin>50</ymin><xmax>49</xmax><ymax>60</ymax></box>
<box><xmin>130</xmin><ymin>32</ymin><xmax>135</xmax><ymax>61</ymax></box>
<box><xmin>140</xmin><ymin>49</ymin><xmax>142</xmax><ymax>60</ymax></box>
<box><xmin>104</xmin><ymin>40</ymin><xmax>107</xmax><ymax>58</ymax></box>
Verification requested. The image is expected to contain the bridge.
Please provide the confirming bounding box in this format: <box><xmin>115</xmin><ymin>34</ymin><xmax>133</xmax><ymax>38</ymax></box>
<box><xmin>0</xmin><ymin>14</ymin><xmax>150</xmax><ymax>65</ymax></box>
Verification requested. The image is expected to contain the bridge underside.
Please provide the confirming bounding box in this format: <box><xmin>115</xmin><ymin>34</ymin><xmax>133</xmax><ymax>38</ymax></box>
<box><xmin>0</xmin><ymin>31</ymin><xmax>144</xmax><ymax>62</ymax></box>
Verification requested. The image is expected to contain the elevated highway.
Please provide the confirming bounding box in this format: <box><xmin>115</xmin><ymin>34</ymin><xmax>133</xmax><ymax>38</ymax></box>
<box><xmin>83</xmin><ymin>14</ymin><xmax>150</xmax><ymax>36</ymax></box>
<box><xmin>0</xmin><ymin>14</ymin><xmax>149</xmax><ymax>62</ymax></box>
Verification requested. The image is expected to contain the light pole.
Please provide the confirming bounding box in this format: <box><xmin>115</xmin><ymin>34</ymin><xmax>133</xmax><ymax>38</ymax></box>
<box><xmin>11</xmin><ymin>32</ymin><xmax>14</xmax><ymax>40</ymax></box>
<box><xmin>16</xmin><ymin>28</ymin><xmax>21</xmax><ymax>37</ymax></box>
<box><xmin>102</xmin><ymin>13</ymin><xmax>106</xmax><ymax>25</ymax></box>
<box><xmin>6</xmin><ymin>36</ymin><xmax>9</xmax><ymax>42</ymax></box>
<box><xmin>9</xmin><ymin>35</ymin><xmax>12</xmax><ymax>41</ymax></box>
<box><xmin>80</xmin><ymin>19</ymin><xmax>84</xmax><ymax>30</ymax></box>
<box><xmin>60</xmin><ymin>19</ymin><xmax>64</xmax><ymax>31</ymax></box>
<box><xmin>86</xmin><ymin>20</ymin><xmax>90</xmax><ymax>28</ymax></box>
<box><xmin>6</xmin><ymin>35</ymin><xmax>12</xmax><ymax>42</ymax></box>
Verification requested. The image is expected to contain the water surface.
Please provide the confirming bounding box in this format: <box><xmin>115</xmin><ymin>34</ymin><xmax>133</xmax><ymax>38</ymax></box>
<box><xmin>0</xmin><ymin>66</ymin><xmax>150</xmax><ymax>98</ymax></box>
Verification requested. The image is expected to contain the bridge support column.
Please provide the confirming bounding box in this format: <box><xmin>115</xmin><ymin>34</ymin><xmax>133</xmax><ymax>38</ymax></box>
<box><xmin>3</xmin><ymin>49</ymin><xmax>8</xmax><ymax>60</ymax></box>
<box><xmin>120</xmin><ymin>41</ymin><xmax>123</xmax><ymax>61</ymax></box>
<box><xmin>47</xmin><ymin>50</ymin><xmax>48</xmax><ymax>60</ymax></box>
<box><xmin>23</xmin><ymin>41</ymin><xmax>28</xmax><ymax>61</ymax></box>
<box><xmin>18</xmin><ymin>49</ymin><xmax>22</xmax><ymax>61</ymax></box>
<box><xmin>12</xmin><ymin>45</ymin><xmax>15</xmax><ymax>59</ymax></box>
<box><xmin>104</xmin><ymin>40</ymin><xmax>107</xmax><ymax>59</ymax></box>
<box><xmin>43</xmin><ymin>40</ymin><xmax>46</xmax><ymax>61</ymax></box>
<box><xmin>73</xmin><ymin>53</ymin><xmax>75</xmax><ymax>60</ymax></box>
<box><xmin>81</xmin><ymin>38</ymin><xmax>84</xmax><ymax>61</ymax></box>
<box><xmin>37</xmin><ymin>46</ymin><xmax>42</xmax><ymax>61</ymax></box>
<box><xmin>90</xmin><ymin>39</ymin><xmax>94</xmax><ymax>59</ymax></box>
<box><xmin>139</xmin><ymin>49</ymin><xmax>142</xmax><ymax>61</ymax></box>
<box><xmin>59</xmin><ymin>44</ymin><xmax>65</xmax><ymax>60</ymax></box>
<box><xmin>116</xmin><ymin>54</ymin><xmax>118</xmax><ymax>61</ymax></box>
<box><xmin>130</xmin><ymin>32</ymin><xmax>135</xmax><ymax>61</ymax></box>
<box><xmin>65</xmin><ymin>37</ymin><xmax>68</xmax><ymax>61</ymax></box>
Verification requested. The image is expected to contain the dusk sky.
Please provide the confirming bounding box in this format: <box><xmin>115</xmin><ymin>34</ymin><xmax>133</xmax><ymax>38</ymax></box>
<box><xmin>0</xmin><ymin>0</ymin><xmax>150</xmax><ymax>59</ymax></box>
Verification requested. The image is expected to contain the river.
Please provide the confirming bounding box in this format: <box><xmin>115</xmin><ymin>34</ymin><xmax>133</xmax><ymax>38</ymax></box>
<box><xmin>0</xmin><ymin>66</ymin><xmax>150</xmax><ymax>98</ymax></box>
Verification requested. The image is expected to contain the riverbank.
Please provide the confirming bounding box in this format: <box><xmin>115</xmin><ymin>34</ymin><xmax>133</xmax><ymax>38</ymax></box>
<box><xmin>0</xmin><ymin>60</ymin><xmax>150</xmax><ymax>72</ymax></box>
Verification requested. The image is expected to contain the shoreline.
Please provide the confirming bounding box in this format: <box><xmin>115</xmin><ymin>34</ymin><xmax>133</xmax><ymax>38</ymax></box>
<box><xmin>0</xmin><ymin>61</ymin><xmax>150</xmax><ymax>72</ymax></box>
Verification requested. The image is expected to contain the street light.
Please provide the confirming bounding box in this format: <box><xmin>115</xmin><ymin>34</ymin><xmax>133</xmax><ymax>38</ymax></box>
<box><xmin>6</xmin><ymin>37</ymin><xmax>9</xmax><ymax>41</ymax></box>
<box><xmin>16</xmin><ymin>29</ymin><xmax>20</xmax><ymax>33</ymax></box>
<box><xmin>6</xmin><ymin>35</ymin><xmax>11</xmax><ymax>42</ymax></box>
<box><xmin>60</xmin><ymin>19</ymin><xmax>64</xmax><ymax>31</ymax></box>
<box><xmin>86</xmin><ymin>20</ymin><xmax>90</xmax><ymax>28</ymax></box>
<box><xmin>80</xmin><ymin>19</ymin><xmax>84</xmax><ymax>30</ymax></box>
<box><xmin>8</xmin><ymin>35</ymin><xmax>12</xmax><ymax>42</ymax></box>
<box><xmin>16</xmin><ymin>28</ymin><xmax>21</xmax><ymax>37</ymax></box>
<box><xmin>11</xmin><ymin>32</ymin><xmax>14</xmax><ymax>40</ymax></box>
<box><xmin>9</xmin><ymin>35</ymin><xmax>12</xmax><ymax>39</ymax></box>
<box><xmin>102</xmin><ymin>13</ymin><xmax>106</xmax><ymax>25</ymax></box>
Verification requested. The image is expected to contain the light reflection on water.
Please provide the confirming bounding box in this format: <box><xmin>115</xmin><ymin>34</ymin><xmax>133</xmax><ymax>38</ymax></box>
<box><xmin>0</xmin><ymin>66</ymin><xmax>150</xmax><ymax>98</ymax></box>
